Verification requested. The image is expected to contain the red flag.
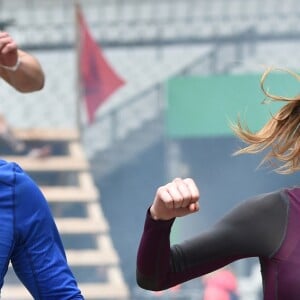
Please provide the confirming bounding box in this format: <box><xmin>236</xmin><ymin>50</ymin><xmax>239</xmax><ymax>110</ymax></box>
<box><xmin>77</xmin><ymin>6</ymin><xmax>125</xmax><ymax>124</ymax></box>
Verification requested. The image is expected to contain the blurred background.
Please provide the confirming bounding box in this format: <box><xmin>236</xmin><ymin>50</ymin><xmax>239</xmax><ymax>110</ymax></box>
<box><xmin>1</xmin><ymin>0</ymin><xmax>300</xmax><ymax>299</ymax></box>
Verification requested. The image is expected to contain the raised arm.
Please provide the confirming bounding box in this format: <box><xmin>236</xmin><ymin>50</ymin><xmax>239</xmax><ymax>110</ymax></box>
<box><xmin>136</xmin><ymin>178</ymin><xmax>288</xmax><ymax>291</ymax></box>
<box><xmin>0</xmin><ymin>32</ymin><xmax>44</xmax><ymax>92</ymax></box>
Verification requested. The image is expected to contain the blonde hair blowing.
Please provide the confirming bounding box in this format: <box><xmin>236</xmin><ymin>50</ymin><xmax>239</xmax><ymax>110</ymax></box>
<box><xmin>231</xmin><ymin>67</ymin><xmax>300</xmax><ymax>174</ymax></box>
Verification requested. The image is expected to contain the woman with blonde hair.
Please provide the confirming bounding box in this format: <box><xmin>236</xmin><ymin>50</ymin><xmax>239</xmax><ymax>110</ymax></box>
<box><xmin>136</xmin><ymin>67</ymin><xmax>300</xmax><ymax>300</ymax></box>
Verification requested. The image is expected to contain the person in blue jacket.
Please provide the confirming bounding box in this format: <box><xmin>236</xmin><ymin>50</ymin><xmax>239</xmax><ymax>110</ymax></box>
<box><xmin>0</xmin><ymin>31</ymin><xmax>83</xmax><ymax>299</ymax></box>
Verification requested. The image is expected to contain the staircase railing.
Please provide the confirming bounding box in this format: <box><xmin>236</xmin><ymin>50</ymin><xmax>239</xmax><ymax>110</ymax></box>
<box><xmin>84</xmin><ymin>28</ymin><xmax>257</xmax><ymax>169</ymax></box>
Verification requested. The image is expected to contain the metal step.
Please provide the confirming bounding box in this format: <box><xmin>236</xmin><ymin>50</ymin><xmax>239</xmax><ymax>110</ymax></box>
<box><xmin>0</xmin><ymin>155</ymin><xmax>89</xmax><ymax>172</ymax></box>
<box><xmin>40</xmin><ymin>185</ymin><xmax>98</xmax><ymax>202</ymax></box>
<box><xmin>12</xmin><ymin>128</ymin><xmax>79</xmax><ymax>142</ymax></box>
<box><xmin>55</xmin><ymin>217</ymin><xmax>108</xmax><ymax>234</ymax></box>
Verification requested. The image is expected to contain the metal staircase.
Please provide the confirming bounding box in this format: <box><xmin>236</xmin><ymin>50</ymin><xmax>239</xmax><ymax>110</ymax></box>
<box><xmin>0</xmin><ymin>128</ymin><xmax>129</xmax><ymax>300</ymax></box>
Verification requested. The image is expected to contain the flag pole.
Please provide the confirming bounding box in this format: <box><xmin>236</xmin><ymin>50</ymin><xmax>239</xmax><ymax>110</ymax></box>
<box><xmin>74</xmin><ymin>2</ymin><xmax>125</xmax><ymax>125</ymax></box>
<box><xmin>74</xmin><ymin>0</ymin><xmax>83</xmax><ymax>140</ymax></box>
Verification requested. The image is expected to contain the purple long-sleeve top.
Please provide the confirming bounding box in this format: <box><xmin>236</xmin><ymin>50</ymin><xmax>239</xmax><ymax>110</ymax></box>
<box><xmin>137</xmin><ymin>187</ymin><xmax>300</xmax><ymax>299</ymax></box>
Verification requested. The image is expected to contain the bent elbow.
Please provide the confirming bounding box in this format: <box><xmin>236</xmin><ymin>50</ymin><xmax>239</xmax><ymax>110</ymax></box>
<box><xmin>136</xmin><ymin>269</ymin><xmax>162</xmax><ymax>291</ymax></box>
<box><xmin>17</xmin><ymin>76</ymin><xmax>45</xmax><ymax>93</ymax></box>
<box><xmin>36</xmin><ymin>76</ymin><xmax>45</xmax><ymax>90</ymax></box>
<box><xmin>32</xmin><ymin>74</ymin><xmax>45</xmax><ymax>92</ymax></box>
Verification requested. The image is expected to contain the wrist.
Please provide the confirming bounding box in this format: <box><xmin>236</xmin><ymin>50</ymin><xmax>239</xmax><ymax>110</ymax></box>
<box><xmin>149</xmin><ymin>205</ymin><xmax>160</xmax><ymax>220</ymax></box>
<box><xmin>0</xmin><ymin>57</ymin><xmax>21</xmax><ymax>72</ymax></box>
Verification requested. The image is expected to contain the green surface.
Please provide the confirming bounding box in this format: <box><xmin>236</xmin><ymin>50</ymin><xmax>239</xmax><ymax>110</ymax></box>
<box><xmin>165</xmin><ymin>72</ymin><xmax>300</xmax><ymax>138</ymax></box>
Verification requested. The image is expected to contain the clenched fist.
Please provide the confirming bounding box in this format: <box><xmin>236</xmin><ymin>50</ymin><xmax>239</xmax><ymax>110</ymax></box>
<box><xmin>0</xmin><ymin>31</ymin><xmax>18</xmax><ymax>67</ymax></box>
<box><xmin>150</xmin><ymin>178</ymin><xmax>200</xmax><ymax>220</ymax></box>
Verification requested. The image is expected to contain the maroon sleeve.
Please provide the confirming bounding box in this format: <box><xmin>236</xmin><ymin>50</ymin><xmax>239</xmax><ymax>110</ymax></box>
<box><xmin>136</xmin><ymin>209</ymin><xmax>175</xmax><ymax>290</ymax></box>
<box><xmin>136</xmin><ymin>190</ymin><xmax>288</xmax><ymax>291</ymax></box>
